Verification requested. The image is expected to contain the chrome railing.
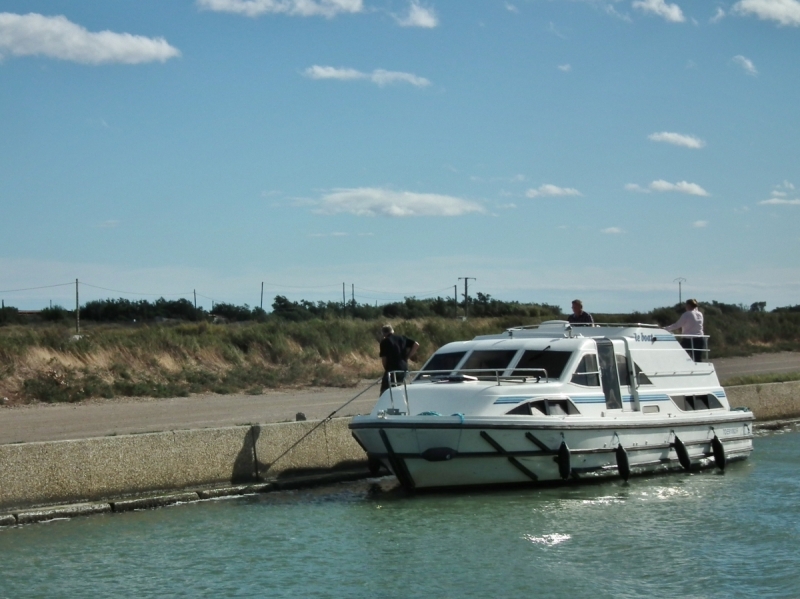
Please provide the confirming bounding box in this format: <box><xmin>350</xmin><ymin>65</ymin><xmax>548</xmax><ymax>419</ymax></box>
<box><xmin>385</xmin><ymin>368</ymin><xmax>550</xmax><ymax>415</ymax></box>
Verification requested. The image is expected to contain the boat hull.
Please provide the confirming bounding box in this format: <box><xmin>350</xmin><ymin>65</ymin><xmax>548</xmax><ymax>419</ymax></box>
<box><xmin>350</xmin><ymin>413</ymin><xmax>754</xmax><ymax>489</ymax></box>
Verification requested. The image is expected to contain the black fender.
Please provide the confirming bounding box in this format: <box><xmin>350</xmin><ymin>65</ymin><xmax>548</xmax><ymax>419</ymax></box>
<box><xmin>672</xmin><ymin>435</ymin><xmax>691</xmax><ymax>471</ymax></box>
<box><xmin>711</xmin><ymin>435</ymin><xmax>726</xmax><ymax>471</ymax></box>
<box><xmin>615</xmin><ymin>444</ymin><xmax>631</xmax><ymax>481</ymax></box>
<box><xmin>556</xmin><ymin>440</ymin><xmax>571</xmax><ymax>480</ymax></box>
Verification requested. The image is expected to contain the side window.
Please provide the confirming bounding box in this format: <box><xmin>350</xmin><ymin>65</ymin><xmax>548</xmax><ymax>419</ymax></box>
<box><xmin>459</xmin><ymin>350</ymin><xmax>518</xmax><ymax>374</ymax></box>
<box><xmin>571</xmin><ymin>354</ymin><xmax>600</xmax><ymax>387</ymax></box>
<box><xmin>616</xmin><ymin>354</ymin><xmax>630</xmax><ymax>387</ymax></box>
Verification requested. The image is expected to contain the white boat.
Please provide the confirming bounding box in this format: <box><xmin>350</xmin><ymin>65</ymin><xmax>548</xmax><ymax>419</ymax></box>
<box><xmin>349</xmin><ymin>321</ymin><xmax>754</xmax><ymax>490</ymax></box>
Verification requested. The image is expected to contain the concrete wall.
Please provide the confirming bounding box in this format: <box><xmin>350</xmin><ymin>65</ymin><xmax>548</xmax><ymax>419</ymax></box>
<box><xmin>0</xmin><ymin>418</ymin><xmax>365</xmax><ymax>511</ymax></box>
<box><xmin>726</xmin><ymin>380</ymin><xmax>800</xmax><ymax>421</ymax></box>
<box><xmin>2</xmin><ymin>381</ymin><xmax>798</xmax><ymax>512</ymax></box>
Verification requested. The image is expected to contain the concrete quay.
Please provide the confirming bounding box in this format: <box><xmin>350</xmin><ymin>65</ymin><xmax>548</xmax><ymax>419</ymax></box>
<box><xmin>1</xmin><ymin>380</ymin><xmax>799</xmax><ymax>523</ymax></box>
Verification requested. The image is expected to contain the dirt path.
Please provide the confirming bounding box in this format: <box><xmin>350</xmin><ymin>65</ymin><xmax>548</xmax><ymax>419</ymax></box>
<box><xmin>2</xmin><ymin>353</ymin><xmax>799</xmax><ymax>445</ymax></box>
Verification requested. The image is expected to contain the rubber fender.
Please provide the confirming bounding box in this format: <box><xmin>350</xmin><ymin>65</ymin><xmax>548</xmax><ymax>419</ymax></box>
<box><xmin>557</xmin><ymin>441</ymin><xmax>571</xmax><ymax>480</ymax></box>
<box><xmin>615</xmin><ymin>444</ymin><xmax>631</xmax><ymax>481</ymax></box>
<box><xmin>421</xmin><ymin>447</ymin><xmax>458</xmax><ymax>462</ymax></box>
<box><xmin>367</xmin><ymin>453</ymin><xmax>383</xmax><ymax>475</ymax></box>
<box><xmin>711</xmin><ymin>435</ymin><xmax>726</xmax><ymax>471</ymax></box>
<box><xmin>672</xmin><ymin>435</ymin><xmax>691</xmax><ymax>471</ymax></box>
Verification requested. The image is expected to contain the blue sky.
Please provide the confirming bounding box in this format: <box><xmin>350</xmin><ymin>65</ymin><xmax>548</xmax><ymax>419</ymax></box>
<box><xmin>1</xmin><ymin>0</ymin><xmax>798</xmax><ymax>313</ymax></box>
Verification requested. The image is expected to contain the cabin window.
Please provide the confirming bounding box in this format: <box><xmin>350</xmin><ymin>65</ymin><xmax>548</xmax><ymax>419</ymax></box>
<box><xmin>614</xmin><ymin>355</ymin><xmax>652</xmax><ymax>386</ymax></box>
<box><xmin>511</xmin><ymin>350</ymin><xmax>572</xmax><ymax>380</ymax></box>
<box><xmin>571</xmin><ymin>354</ymin><xmax>600</xmax><ymax>387</ymax></box>
<box><xmin>459</xmin><ymin>350</ymin><xmax>518</xmax><ymax>377</ymax></box>
<box><xmin>670</xmin><ymin>394</ymin><xmax>723</xmax><ymax>411</ymax></box>
<box><xmin>506</xmin><ymin>399</ymin><xmax>580</xmax><ymax>416</ymax></box>
<box><xmin>616</xmin><ymin>354</ymin><xmax>630</xmax><ymax>386</ymax></box>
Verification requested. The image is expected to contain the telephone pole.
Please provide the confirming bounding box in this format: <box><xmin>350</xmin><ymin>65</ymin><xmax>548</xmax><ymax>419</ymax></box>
<box><xmin>673</xmin><ymin>277</ymin><xmax>686</xmax><ymax>305</ymax></box>
<box><xmin>75</xmin><ymin>278</ymin><xmax>80</xmax><ymax>334</ymax></box>
<box><xmin>458</xmin><ymin>277</ymin><xmax>476</xmax><ymax>318</ymax></box>
<box><xmin>260</xmin><ymin>282</ymin><xmax>264</xmax><ymax>311</ymax></box>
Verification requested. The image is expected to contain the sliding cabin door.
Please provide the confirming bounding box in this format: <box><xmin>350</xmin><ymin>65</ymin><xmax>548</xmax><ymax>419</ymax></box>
<box><xmin>596</xmin><ymin>339</ymin><xmax>623</xmax><ymax>410</ymax></box>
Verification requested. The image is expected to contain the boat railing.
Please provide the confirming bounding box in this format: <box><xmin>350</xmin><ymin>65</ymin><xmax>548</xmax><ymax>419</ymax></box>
<box><xmin>671</xmin><ymin>334</ymin><xmax>711</xmax><ymax>362</ymax></box>
<box><xmin>386</xmin><ymin>368</ymin><xmax>549</xmax><ymax>415</ymax></box>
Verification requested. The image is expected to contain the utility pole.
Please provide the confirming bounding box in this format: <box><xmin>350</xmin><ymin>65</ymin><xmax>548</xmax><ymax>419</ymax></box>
<box><xmin>75</xmin><ymin>278</ymin><xmax>80</xmax><ymax>334</ymax></box>
<box><xmin>342</xmin><ymin>283</ymin><xmax>346</xmax><ymax>312</ymax></box>
<box><xmin>351</xmin><ymin>284</ymin><xmax>355</xmax><ymax>308</ymax></box>
<box><xmin>458</xmin><ymin>277</ymin><xmax>476</xmax><ymax>318</ymax></box>
<box><xmin>673</xmin><ymin>277</ymin><xmax>686</xmax><ymax>305</ymax></box>
<box><xmin>193</xmin><ymin>289</ymin><xmax>197</xmax><ymax>310</ymax></box>
<box><xmin>260</xmin><ymin>282</ymin><xmax>264</xmax><ymax>311</ymax></box>
<box><xmin>454</xmin><ymin>285</ymin><xmax>458</xmax><ymax>319</ymax></box>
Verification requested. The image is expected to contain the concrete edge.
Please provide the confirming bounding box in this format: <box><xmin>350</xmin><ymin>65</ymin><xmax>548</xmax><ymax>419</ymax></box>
<box><xmin>0</xmin><ymin>468</ymin><xmax>377</xmax><ymax>527</ymax></box>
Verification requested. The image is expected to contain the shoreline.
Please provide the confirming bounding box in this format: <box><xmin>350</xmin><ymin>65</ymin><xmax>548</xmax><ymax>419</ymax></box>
<box><xmin>1</xmin><ymin>380</ymin><xmax>799</xmax><ymax>524</ymax></box>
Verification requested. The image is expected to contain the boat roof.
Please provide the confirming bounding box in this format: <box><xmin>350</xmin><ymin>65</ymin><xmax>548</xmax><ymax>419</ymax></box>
<box><xmin>473</xmin><ymin>320</ymin><xmax>664</xmax><ymax>341</ymax></box>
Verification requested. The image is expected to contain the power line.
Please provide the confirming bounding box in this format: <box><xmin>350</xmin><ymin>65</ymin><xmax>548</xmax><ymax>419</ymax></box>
<box><xmin>81</xmin><ymin>282</ymin><xmax>193</xmax><ymax>297</ymax></box>
<box><xmin>0</xmin><ymin>282</ymin><xmax>73</xmax><ymax>293</ymax></box>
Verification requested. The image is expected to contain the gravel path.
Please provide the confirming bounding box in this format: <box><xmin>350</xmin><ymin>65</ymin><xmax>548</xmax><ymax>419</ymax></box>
<box><xmin>1</xmin><ymin>352</ymin><xmax>798</xmax><ymax>445</ymax></box>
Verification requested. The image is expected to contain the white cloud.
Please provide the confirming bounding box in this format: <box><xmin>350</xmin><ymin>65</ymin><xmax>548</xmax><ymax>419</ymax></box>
<box><xmin>315</xmin><ymin>188</ymin><xmax>485</xmax><ymax>217</ymax></box>
<box><xmin>733</xmin><ymin>54</ymin><xmax>758</xmax><ymax>75</ymax></box>
<box><xmin>632</xmin><ymin>0</ymin><xmax>686</xmax><ymax>22</ymax></box>
<box><xmin>0</xmin><ymin>13</ymin><xmax>180</xmax><ymax>64</ymax></box>
<box><xmin>396</xmin><ymin>2</ymin><xmax>438</xmax><ymax>28</ymax></box>
<box><xmin>196</xmin><ymin>0</ymin><xmax>363</xmax><ymax>18</ymax></box>
<box><xmin>760</xmin><ymin>184</ymin><xmax>799</xmax><ymax>205</ymax></box>
<box><xmin>526</xmin><ymin>184</ymin><xmax>582</xmax><ymax>198</ymax></box>
<box><xmin>760</xmin><ymin>198</ymin><xmax>800</xmax><ymax>205</ymax></box>
<box><xmin>692</xmin><ymin>220</ymin><xmax>708</xmax><ymax>228</ymax></box>
<box><xmin>505</xmin><ymin>3</ymin><xmax>520</xmax><ymax>13</ymax></box>
<box><xmin>602</xmin><ymin>227</ymin><xmax>623</xmax><ymax>234</ymax></box>
<box><xmin>649</xmin><ymin>180</ymin><xmax>710</xmax><ymax>196</ymax></box>
<box><xmin>303</xmin><ymin>65</ymin><xmax>430</xmax><ymax>87</ymax></box>
<box><xmin>624</xmin><ymin>183</ymin><xmax>651</xmax><ymax>193</ymax></box>
<box><xmin>98</xmin><ymin>220</ymin><xmax>120</xmax><ymax>229</ymax></box>
<box><xmin>711</xmin><ymin>7</ymin><xmax>726</xmax><ymax>22</ymax></box>
<box><xmin>558</xmin><ymin>63</ymin><xmax>572</xmax><ymax>72</ymax></box>
<box><xmin>732</xmin><ymin>0</ymin><xmax>800</xmax><ymax>26</ymax></box>
<box><xmin>648</xmin><ymin>131</ymin><xmax>706</xmax><ymax>149</ymax></box>
<box><xmin>371</xmin><ymin>69</ymin><xmax>430</xmax><ymax>87</ymax></box>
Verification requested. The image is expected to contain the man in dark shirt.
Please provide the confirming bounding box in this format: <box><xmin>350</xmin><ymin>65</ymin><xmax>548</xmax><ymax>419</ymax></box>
<box><xmin>567</xmin><ymin>299</ymin><xmax>594</xmax><ymax>325</ymax></box>
<box><xmin>379</xmin><ymin>324</ymin><xmax>419</xmax><ymax>395</ymax></box>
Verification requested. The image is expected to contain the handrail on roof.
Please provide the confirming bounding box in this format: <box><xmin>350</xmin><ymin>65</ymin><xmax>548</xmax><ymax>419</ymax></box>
<box><xmin>506</xmin><ymin>321</ymin><xmax>661</xmax><ymax>332</ymax></box>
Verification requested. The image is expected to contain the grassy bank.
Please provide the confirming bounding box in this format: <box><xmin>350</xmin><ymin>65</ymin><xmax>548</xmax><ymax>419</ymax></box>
<box><xmin>1</xmin><ymin>310</ymin><xmax>798</xmax><ymax>404</ymax></box>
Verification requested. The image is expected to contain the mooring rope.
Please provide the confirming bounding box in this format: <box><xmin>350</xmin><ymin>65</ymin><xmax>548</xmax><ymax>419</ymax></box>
<box><xmin>263</xmin><ymin>378</ymin><xmax>381</xmax><ymax>473</ymax></box>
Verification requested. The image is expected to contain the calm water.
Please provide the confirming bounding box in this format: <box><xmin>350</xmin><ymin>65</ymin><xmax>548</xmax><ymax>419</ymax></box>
<box><xmin>1</xmin><ymin>427</ymin><xmax>798</xmax><ymax>599</ymax></box>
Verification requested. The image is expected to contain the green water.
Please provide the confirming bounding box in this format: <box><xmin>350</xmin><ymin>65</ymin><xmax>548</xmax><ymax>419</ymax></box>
<box><xmin>1</xmin><ymin>428</ymin><xmax>798</xmax><ymax>599</ymax></box>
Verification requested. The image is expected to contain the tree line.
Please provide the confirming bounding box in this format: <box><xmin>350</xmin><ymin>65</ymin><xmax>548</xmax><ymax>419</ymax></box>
<box><xmin>0</xmin><ymin>295</ymin><xmax>797</xmax><ymax>326</ymax></box>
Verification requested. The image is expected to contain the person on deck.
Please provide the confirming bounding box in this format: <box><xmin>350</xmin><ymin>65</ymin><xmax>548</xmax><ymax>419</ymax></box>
<box><xmin>379</xmin><ymin>324</ymin><xmax>419</xmax><ymax>395</ymax></box>
<box><xmin>665</xmin><ymin>299</ymin><xmax>705</xmax><ymax>362</ymax></box>
<box><xmin>567</xmin><ymin>299</ymin><xmax>594</xmax><ymax>325</ymax></box>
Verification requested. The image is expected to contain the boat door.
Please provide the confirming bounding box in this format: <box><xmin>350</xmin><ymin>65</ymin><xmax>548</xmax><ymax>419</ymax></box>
<box><xmin>595</xmin><ymin>339</ymin><xmax>622</xmax><ymax>410</ymax></box>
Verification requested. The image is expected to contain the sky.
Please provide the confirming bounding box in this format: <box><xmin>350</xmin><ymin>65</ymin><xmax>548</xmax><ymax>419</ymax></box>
<box><xmin>1</xmin><ymin>0</ymin><xmax>799</xmax><ymax>313</ymax></box>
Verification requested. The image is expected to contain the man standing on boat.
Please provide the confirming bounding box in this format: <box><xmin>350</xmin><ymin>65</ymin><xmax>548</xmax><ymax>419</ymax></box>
<box><xmin>379</xmin><ymin>324</ymin><xmax>419</xmax><ymax>395</ymax></box>
<box><xmin>567</xmin><ymin>299</ymin><xmax>594</xmax><ymax>325</ymax></box>
<box><xmin>665</xmin><ymin>299</ymin><xmax>705</xmax><ymax>362</ymax></box>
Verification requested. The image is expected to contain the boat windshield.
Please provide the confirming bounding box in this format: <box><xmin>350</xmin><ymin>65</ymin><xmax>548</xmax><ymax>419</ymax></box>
<box><xmin>419</xmin><ymin>351</ymin><xmax>467</xmax><ymax>375</ymax></box>
<box><xmin>511</xmin><ymin>350</ymin><xmax>572</xmax><ymax>380</ymax></box>
<box><xmin>457</xmin><ymin>350</ymin><xmax>518</xmax><ymax>378</ymax></box>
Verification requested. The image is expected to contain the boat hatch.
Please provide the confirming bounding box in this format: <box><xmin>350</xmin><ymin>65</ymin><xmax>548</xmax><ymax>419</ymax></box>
<box><xmin>670</xmin><ymin>394</ymin><xmax>723</xmax><ymax>411</ymax></box>
<box><xmin>506</xmin><ymin>398</ymin><xmax>580</xmax><ymax>416</ymax></box>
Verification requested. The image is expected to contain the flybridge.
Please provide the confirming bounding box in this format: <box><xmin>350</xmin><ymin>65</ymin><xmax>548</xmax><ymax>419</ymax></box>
<box><xmin>475</xmin><ymin>320</ymin><xmax>661</xmax><ymax>340</ymax></box>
